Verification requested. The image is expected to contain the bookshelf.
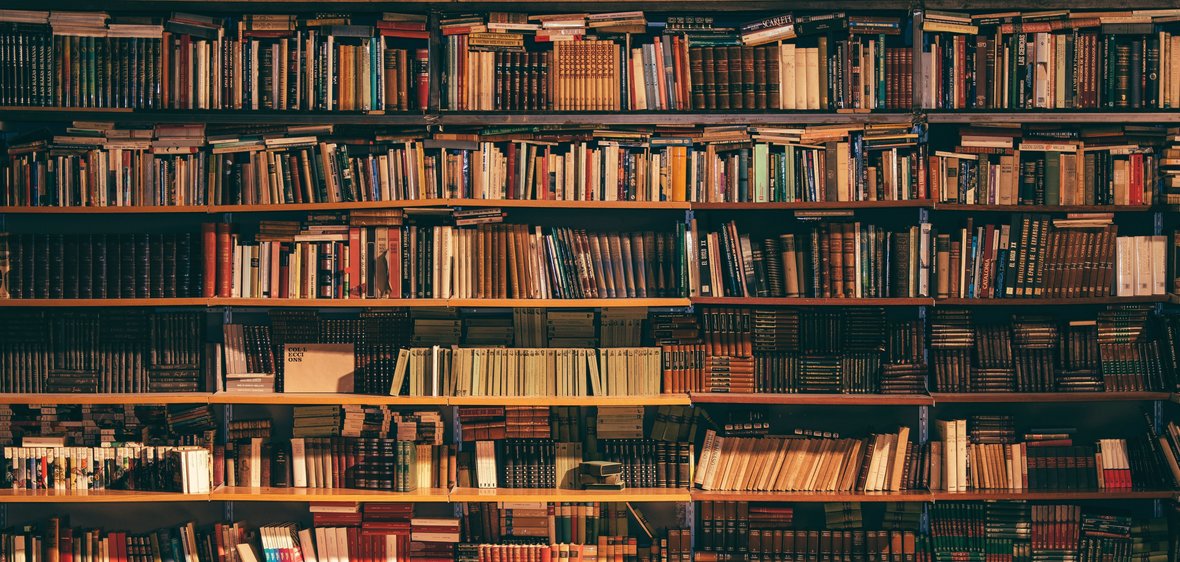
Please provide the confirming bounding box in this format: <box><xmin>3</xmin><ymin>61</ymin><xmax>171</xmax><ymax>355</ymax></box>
<box><xmin>0</xmin><ymin>4</ymin><xmax>1177</xmax><ymax>562</ymax></box>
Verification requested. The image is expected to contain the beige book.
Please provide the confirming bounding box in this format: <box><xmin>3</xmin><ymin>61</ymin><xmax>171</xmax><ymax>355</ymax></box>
<box><xmin>781</xmin><ymin>43</ymin><xmax>796</xmax><ymax>109</ymax></box>
<box><xmin>805</xmin><ymin>48</ymin><xmax>820</xmax><ymax>109</ymax></box>
<box><xmin>889</xmin><ymin>428</ymin><xmax>910</xmax><ymax>492</ymax></box>
<box><xmin>284</xmin><ymin>344</ymin><xmax>355</xmax><ymax>393</ymax></box>
<box><xmin>695</xmin><ymin>430</ymin><xmax>718</xmax><ymax>488</ymax></box>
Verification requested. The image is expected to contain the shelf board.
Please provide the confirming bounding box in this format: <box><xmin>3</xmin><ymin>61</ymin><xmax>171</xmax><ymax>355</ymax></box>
<box><xmin>690</xmin><ymin>490</ymin><xmax>932</xmax><ymax>502</ymax></box>
<box><xmin>443</xmin><ymin>298</ymin><xmax>690</xmax><ymax>308</ymax></box>
<box><xmin>0</xmin><ymin>489</ymin><xmax>206</xmax><ymax>503</ymax></box>
<box><xmin>930</xmin><ymin>490</ymin><xmax>1176</xmax><ymax>501</ymax></box>
<box><xmin>692</xmin><ymin>201</ymin><xmax>930</xmax><ymax>211</ymax></box>
<box><xmin>934</xmin><ymin>204</ymin><xmax>1154</xmax><ymax>213</ymax></box>
<box><xmin>691</xmin><ymin>297</ymin><xmax>933</xmax><ymax>307</ymax></box>
<box><xmin>439</xmin><ymin>111</ymin><xmax>913</xmax><ymax>126</ymax></box>
<box><xmin>211</xmin><ymin>486</ymin><xmax>451</xmax><ymax>502</ymax></box>
<box><xmin>209</xmin><ymin>393</ymin><xmax>449</xmax><ymax>406</ymax></box>
<box><xmin>689</xmin><ymin>393</ymin><xmax>933</xmax><ymax>406</ymax></box>
<box><xmin>0</xmin><ymin>393</ymin><xmax>212</xmax><ymax>405</ymax></box>
<box><xmin>449</xmin><ymin>487</ymin><xmax>691</xmax><ymax>503</ymax></box>
<box><xmin>935</xmin><ymin>296</ymin><xmax>1167</xmax><ymax>306</ymax></box>
<box><xmin>0</xmin><ymin>107</ymin><xmax>431</xmax><ymax>125</ymax></box>
<box><xmin>0</xmin><ymin>298</ymin><xmax>209</xmax><ymax>307</ymax></box>
<box><xmin>932</xmin><ymin>392</ymin><xmax>1170</xmax><ymax>403</ymax></box>
<box><xmin>207</xmin><ymin>199</ymin><xmax>689</xmax><ymax>213</ymax></box>
<box><xmin>926</xmin><ymin>111</ymin><xmax>1180</xmax><ymax>124</ymax></box>
<box><xmin>449</xmin><ymin>395</ymin><xmax>691</xmax><ymax>407</ymax></box>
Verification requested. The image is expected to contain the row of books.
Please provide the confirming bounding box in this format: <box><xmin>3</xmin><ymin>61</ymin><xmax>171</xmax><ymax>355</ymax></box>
<box><xmin>206</xmin><ymin>220</ymin><xmax>689</xmax><ymax>300</ymax></box>
<box><xmin>224</xmin><ymin>437</ymin><xmax>452</xmax><ymax>492</ymax></box>
<box><xmin>458</xmin><ymin>501</ymin><xmax>657</xmax><ymax>546</ymax></box>
<box><xmin>4</xmin><ymin>443</ymin><xmax>212</xmax><ymax>493</ymax></box>
<box><xmin>0</xmin><ymin>232</ymin><xmax>200</xmax><ymax>299</ymax></box>
<box><xmin>0</xmin><ymin>311</ymin><xmax>203</xmax><ymax>393</ymax></box>
<box><xmin>930</xmin><ymin>418</ymin><xmax>1167</xmax><ymax>492</ymax></box>
<box><xmin>930</xmin><ymin>125</ymin><xmax>1159</xmax><ymax>206</ymax></box>
<box><xmin>928</xmin><ymin>306</ymin><xmax>1169</xmax><ymax>393</ymax></box>
<box><xmin>931</xmin><ymin>216</ymin><xmax>1167</xmax><ymax>300</ymax></box>
<box><xmin>696</xmin><ymin>221</ymin><xmax>932</xmax><ymax>299</ymax></box>
<box><xmin>389</xmin><ymin>347</ymin><xmax>663</xmax><ymax>398</ymax></box>
<box><xmin>0</xmin><ymin>11</ymin><xmax>430</xmax><ymax>111</ymax></box>
<box><xmin>919</xmin><ymin>10</ymin><xmax>1180</xmax><ymax>110</ymax></box>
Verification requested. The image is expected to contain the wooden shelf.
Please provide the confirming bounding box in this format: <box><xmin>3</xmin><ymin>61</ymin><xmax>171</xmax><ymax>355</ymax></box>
<box><xmin>0</xmin><ymin>489</ymin><xmax>207</xmax><ymax>503</ymax></box>
<box><xmin>450</xmin><ymin>395</ymin><xmax>691</xmax><ymax>406</ymax></box>
<box><xmin>0</xmin><ymin>107</ymin><xmax>431</xmax><ymax>125</ymax></box>
<box><xmin>211</xmin><ymin>486</ymin><xmax>451</xmax><ymax>502</ymax></box>
<box><xmin>443</xmin><ymin>298</ymin><xmax>690</xmax><ymax>308</ymax></box>
<box><xmin>0</xmin><ymin>298</ymin><xmax>209</xmax><ymax>307</ymax></box>
<box><xmin>691</xmin><ymin>297</ymin><xmax>933</xmax><ymax>307</ymax></box>
<box><xmin>209</xmin><ymin>393</ymin><xmax>449</xmax><ymax>406</ymax></box>
<box><xmin>449</xmin><ymin>487</ymin><xmax>691</xmax><ymax>503</ymax></box>
<box><xmin>0</xmin><ymin>393</ymin><xmax>212</xmax><ymax>405</ymax></box>
<box><xmin>441</xmin><ymin>112</ymin><xmax>913</xmax><ymax>126</ymax></box>
<box><xmin>690</xmin><ymin>490</ymin><xmax>932</xmax><ymax>502</ymax></box>
<box><xmin>934</xmin><ymin>204</ymin><xmax>1154</xmax><ymax>213</ymax></box>
<box><xmin>690</xmin><ymin>393</ymin><xmax>933</xmax><ymax>406</ymax></box>
<box><xmin>932</xmin><ymin>392</ymin><xmax>1170</xmax><ymax>403</ymax></box>
<box><xmin>935</xmin><ymin>296</ymin><xmax>1167</xmax><ymax>306</ymax></box>
<box><xmin>926</xmin><ymin>111</ymin><xmax>1180</xmax><ymax>124</ymax></box>
<box><xmin>691</xmin><ymin>201</ymin><xmax>930</xmax><ymax>211</ymax></box>
<box><xmin>930</xmin><ymin>490</ymin><xmax>1176</xmax><ymax>501</ymax></box>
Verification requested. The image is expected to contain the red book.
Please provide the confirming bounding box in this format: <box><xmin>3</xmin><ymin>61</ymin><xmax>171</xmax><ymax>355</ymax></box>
<box><xmin>201</xmin><ymin>223</ymin><xmax>217</xmax><ymax>297</ymax></box>
<box><xmin>216</xmin><ymin>223</ymin><xmax>232</xmax><ymax>297</ymax></box>
<box><xmin>506</xmin><ymin>142</ymin><xmax>518</xmax><ymax>199</ymax></box>
<box><xmin>1129</xmin><ymin>153</ymin><xmax>1144</xmax><ymax>205</ymax></box>
<box><xmin>415</xmin><ymin>49</ymin><xmax>429</xmax><ymax>111</ymax></box>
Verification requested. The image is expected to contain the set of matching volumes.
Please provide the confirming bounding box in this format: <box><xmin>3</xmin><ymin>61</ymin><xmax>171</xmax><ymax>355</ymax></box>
<box><xmin>697</xmin><ymin>220</ymin><xmax>931</xmax><ymax>299</ymax></box>
<box><xmin>0</xmin><ymin>10</ymin><xmax>429</xmax><ymax>111</ymax></box>
<box><xmin>206</xmin><ymin>219</ymin><xmax>688</xmax><ymax>301</ymax></box>
<box><xmin>920</xmin><ymin>10</ymin><xmax>1180</xmax><ymax>110</ymax></box>
<box><xmin>0</xmin><ymin>231</ymin><xmax>200</xmax><ymax>299</ymax></box>
<box><xmin>930</xmin><ymin>126</ymin><xmax>1157</xmax><ymax>207</ymax></box>
<box><xmin>441</xmin><ymin>12</ymin><xmax>910</xmax><ymax>111</ymax></box>
<box><xmin>692</xmin><ymin>426</ymin><xmax>920</xmax><ymax>492</ymax></box>
<box><xmin>390</xmin><ymin>347</ymin><xmax>664</xmax><ymax>398</ymax></box>
<box><xmin>0</xmin><ymin>310</ymin><xmax>203</xmax><ymax>393</ymax></box>
<box><xmin>931</xmin><ymin>215</ymin><xmax>1167</xmax><ymax>300</ymax></box>
<box><xmin>4</xmin><ymin>443</ymin><xmax>212</xmax><ymax>493</ymax></box>
<box><xmin>0</xmin><ymin>519</ymin><xmax>242</xmax><ymax>562</ymax></box>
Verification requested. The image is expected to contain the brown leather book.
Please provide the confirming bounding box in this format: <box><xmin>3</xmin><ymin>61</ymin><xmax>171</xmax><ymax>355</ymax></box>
<box><xmin>700</xmin><ymin>47</ymin><xmax>716</xmax><ymax>109</ymax></box>
<box><xmin>741</xmin><ymin>45</ymin><xmax>756</xmax><ymax>109</ymax></box>
<box><xmin>632</xmin><ymin>232</ymin><xmax>648</xmax><ymax>299</ymax></box>
<box><xmin>619</xmin><ymin>233</ymin><xmax>637</xmax><ymax>298</ymax></box>
<box><xmin>841</xmin><ymin>223</ymin><xmax>856</xmax><ymax>298</ymax></box>
<box><xmin>767</xmin><ymin>44</ymin><xmax>781</xmax><ymax>110</ymax></box>
<box><xmin>753</xmin><ymin>46</ymin><xmax>767</xmax><ymax>110</ymax></box>
<box><xmin>727</xmin><ymin>45</ymin><xmax>743</xmax><ymax>109</ymax></box>
<box><xmin>216</xmin><ymin>223</ymin><xmax>232</xmax><ymax>298</ymax></box>
<box><xmin>830</xmin><ymin>225</ymin><xmax>845</xmax><ymax>298</ymax></box>
<box><xmin>713</xmin><ymin>46</ymin><xmax>729</xmax><ymax>110</ymax></box>
<box><xmin>383</xmin><ymin>48</ymin><xmax>399</xmax><ymax>111</ymax></box>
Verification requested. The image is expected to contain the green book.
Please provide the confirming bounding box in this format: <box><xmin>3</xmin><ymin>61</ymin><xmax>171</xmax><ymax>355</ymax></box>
<box><xmin>1044</xmin><ymin>152</ymin><xmax>1061</xmax><ymax>206</ymax></box>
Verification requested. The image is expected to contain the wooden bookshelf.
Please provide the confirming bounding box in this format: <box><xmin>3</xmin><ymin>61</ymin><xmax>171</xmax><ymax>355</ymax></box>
<box><xmin>0</xmin><ymin>107</ymin><xmax>431</xmax><ymax>125</ymax></box>
<box><xmin>690</xmin><ymin>490</ymin><xmax>933</xmax><ymax>502</ymax></box>
<box><xmin>934</xmin><ymin>296</ymin><xmax>1168</xmax><ymax>306</ymax></box>
<box><xmin>689</xmin><ymin>393</ymin><xmax>934</xmax><ymax>406</ymax></box>
<box><xmin>0</xmin><ymin>393</ymin><xmax>213</xmax><ymax>405</ymax></box>
<box><xmin>932</xmin><ymin>392</ymin><xmax>1171</xmax><ymax>404</ymax></box>
<box><xmin>691</xmin><ymin>201</ymin><xmax>930</xmax><ymax>211</ymax></box>
<box><xmin>691</xmin><ymin>297</ymin><xmax>934</xmax><ymax>307</ymax></box>
<box><xmin>934</xmin><ymin>204</ymin><xmax>1155</xmax><ymax>213</ymax></box>
<box><xmin>438</xmin><ymin>112</ymin><xmax>914</xmax><ymax>126</ymax></box>
<box><xmin>925</xmin><ymin>111</ymin><xmax>1180</xmax><ymax>124</ymax></box>
<box><xmin>209</xmin><ymin>393</ymin><xmax>449</xmax><ymax>406</ymax></box>
<box><xmin>211</xmin><ymin>487</ymin><xmax>451</xmax><ymax>502</ymax></box>
<box><xmin>449</xmin><ymin>395</ymin><xmax>692</xmax><ymax>406</ymax></box>
<box><xmin>0</xmin><ymin>298</ymin><xmax>210</xmax><ymax>307</ymax></box>
<box><xmin>448</xmin><ymin>487</ymin><xmax>692</xmax><ymax>503</ymax></box>
<box><xmin>929</xmin><ymin>490</ymin><xmax>1177</xmax><ymax>501</ymax></box>
<box><xmin>0</xmin><ymin>489</ymin><xmax>208</xmax><ymax>503</ymax></box>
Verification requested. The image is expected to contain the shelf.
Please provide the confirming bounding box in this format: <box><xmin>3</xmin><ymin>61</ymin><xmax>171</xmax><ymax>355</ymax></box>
<box><xmin>439</xmin><ymin>112</ymin><xmax>914</xmax><ymax>126</ymax></box>
<box><xmin>930</xmin><ymin>490</ymin><xmax>1176</xmax><ymax>501</ymax></box>
<box><xmin>0</xmin><ymin>393</ymin><xmax>213</xmax><ymax>405</ymax></box>
<box><xmin>443</xmin><ymin>298</ymin><xmax>690</xmax><ymax>308</ymax></box>
<box><xmin>450</xmin><ymin>395</ymin><xmax>691</xmax><ymax>406</ymax></box>
<box><xmin>0</xmin><ymin>107</ymin><xmax>431</xmax><ymax>125</ymax></box>
<box><xmin>934</xmin><ymin>204</ymin><xmax>1154</xmax><ymax>213</ymax></box>
<box><xmin>209</xmin><ymin>393</ymin><xmax>449</xmax><ymax>406</ymax></box>
<box><xmin>0</xmin><ymin>489</ymin><xmax>207</xmax><ymax>503</ymax></box>
<box><xmin>0</xmin><ymin>205</ymin><xmax>210</xmax><ymax>214</ymax></box>
<box><xmin>449</xmin><ymin>487</ymin><xmax>691</xmax><ymax>503</ymax></box>
<box><xmin>690</xmin><ymin>490</ymin><xmax>932</xmax><ymax>502</ymax></box>
<box><xmin>689</xmin><ymin>393</ymin><xmax>933</xmax><ymax>406</ymax></box>
<box><xmin>0</xmin><ymin>298</ymin><xmax>209</xmax><ymax>307</ymax></box>
<box><xmin>211</xmin><ymin>486</ymin><xmax>451</xmax><ymax>502</ymax></box>
<box><xmin>926</xmin><ymin>111</ymin><xmax>1180</xmax><ymax>124</ymax></box>
<box><xmin>935</xmin><ymin>296</ymin><xmax>1167</xmax><ymax>306</ymax></box>
<box><xmin>932</xmin><ymin>392</ymin><xmax>1170</xmax><ymax>403</ymax></box>
<box><xmin>691</xmin><ymin>297</ymin><xmax>934</xmax><ymax>307</ymax></box>
<box><xmin>692</xmin><ymin>201</ymin><xmax>930</xmax><ymax>211</ymax></box>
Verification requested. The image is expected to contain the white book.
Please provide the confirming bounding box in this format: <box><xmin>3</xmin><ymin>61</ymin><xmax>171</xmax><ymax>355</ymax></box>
<box><xmin>291</xmin><ymin>438</ymin><xmax>308</xmax><ymax>488</ymax></box>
